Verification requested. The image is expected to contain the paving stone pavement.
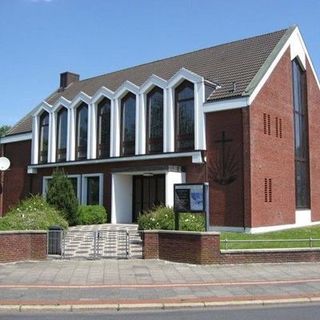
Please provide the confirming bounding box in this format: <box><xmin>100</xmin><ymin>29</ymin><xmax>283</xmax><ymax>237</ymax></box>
<box><xmin>1</xmin><ymin>260</ymin><xmax>320</xmax><ymax>307</ymax></box>
<box><xmin>57</xmin><ymin>224</ymin><xmax>142</xmax><ymax>259</ymax></box>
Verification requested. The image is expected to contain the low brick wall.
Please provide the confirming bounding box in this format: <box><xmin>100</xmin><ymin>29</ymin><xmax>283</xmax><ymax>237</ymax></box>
<box><xmin>142</xmin><ymin>230</ymin><xmax>320</xmax><ymax>264</ymax></box>
<box><xmin>143</xmin><ymin>230</ymin><xmax>220</xmax><ymax>264</ymax></box>
<box><xmin>0</xmin><ymin>231</ymin><xmax>47</xmax><ymax>263</ymax></box>
<box><xmin>219</xmin><ymin>249</ymin><xmax>320</xmax><ymax>264</ymax></box>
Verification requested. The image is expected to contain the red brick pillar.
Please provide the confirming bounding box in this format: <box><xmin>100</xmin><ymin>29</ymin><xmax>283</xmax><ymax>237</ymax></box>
<box><xmin>200</xmin><ymin>233</ymin><xmax>221</xmax><ymax>264</ymax></box>
<box><xmin>142</xmin><ymin>231</ymin><xmax>159</xmax><ymax>259</ymax></box>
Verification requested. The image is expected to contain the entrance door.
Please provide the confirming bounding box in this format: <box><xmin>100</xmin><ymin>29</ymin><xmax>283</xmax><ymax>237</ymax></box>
<box><xmin>132</xmin><ymin>174</ymin><xmax>165</xmax><ymax>222</ymax></box>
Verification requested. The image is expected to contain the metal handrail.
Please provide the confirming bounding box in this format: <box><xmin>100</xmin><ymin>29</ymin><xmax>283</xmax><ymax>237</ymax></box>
<box><xmin>221</xmin><ymin>238</ymin><xmax>320</xmax><ymax>250</ymax></box>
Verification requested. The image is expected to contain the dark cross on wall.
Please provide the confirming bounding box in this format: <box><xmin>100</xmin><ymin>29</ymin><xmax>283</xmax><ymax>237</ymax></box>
<box><xmin>209</xmin><ymin>131</ymin><xmax>238</xmax><ymax>185</ymax></box>
<box><xmin>214</xmin><ymin>131</ymin><xmax>232</xmax><ymax>178</ymax></box>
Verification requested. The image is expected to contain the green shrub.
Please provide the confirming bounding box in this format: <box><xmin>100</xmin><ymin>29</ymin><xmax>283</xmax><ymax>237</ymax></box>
<box><xmin>179</xmin><ymin>212</ymin><xmax>205</xmax><ymax>231</ymax></box>
<box><xmin>78</xmin><ymin>205</ymin><xmax>107</xmax><ymax>225</ymax></box>
<box><xmin>137</xmin><ymin>206</ymin><xmax>205</xmax><ymax>232</ymax></box>
<box><xmin>138</xmin><ymin>206</ymin><xmax>174</xmax><ymax>230</ymax></box>
<box><xmin>46</xmin><ymin>169</ymin><xmax>79</xmax><ymax>226</ymax></box>
<box><xmin>0</xmin><ymin>195</ymin><xmax>68</xmax><ymax>231</ymax></box>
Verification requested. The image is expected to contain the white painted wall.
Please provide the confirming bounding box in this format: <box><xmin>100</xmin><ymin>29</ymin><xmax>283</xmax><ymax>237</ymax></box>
<box><xmin>165</xmin><ymin>172</ymin><xmax>186</xmax><ymax>207</ymax></box>
<box><xmin>295</xmin><ymin>209</ymin><xmax>311</xmax><ymax>226</ymax></box>
<box><xmin>111</xmin><ymin>174</ymin><xmax>133</xmax><ymax>224</ymax></box>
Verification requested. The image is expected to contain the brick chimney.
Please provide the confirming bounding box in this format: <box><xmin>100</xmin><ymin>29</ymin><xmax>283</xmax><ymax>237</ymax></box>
<box><xmin>59</xmin><ymin>71</ymin><xmax>80</xmax><ymax>90</ymax></box>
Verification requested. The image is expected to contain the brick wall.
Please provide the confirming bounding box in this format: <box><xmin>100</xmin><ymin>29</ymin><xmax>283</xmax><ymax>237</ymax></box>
<box><xmin>249</xmin><ymin>49</ymin><xmax>296</xmax><ymax>227</ymax></box>
<box><xmin>143</xmin><ymin>230</ymin><xmax>220</xmax><ymax>264</ymax></box>
<box><xmin>0</xmin><ymin>231</ymin><xmax>47</xmax><ymax>263</ymax></box>
<box><xmin>205</xmin><ymin>109</ymin><xmax>244</xmax><ymax>227</ymax></box>
<box><xmin>143</xmin><ymin>230</ymin><xmax>320</xmax><ymax>264</ymax></box>
<box><xmin>1</xmin><ymin>140</ymin><xmax>31</xmax><ymax>216</ymax></box>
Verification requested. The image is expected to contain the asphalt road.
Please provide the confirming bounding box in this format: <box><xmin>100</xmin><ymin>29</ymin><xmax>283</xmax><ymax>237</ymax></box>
<box><xmin>1</xmin><ymin>303</ymin><xmax>320</xmax><ymax>320</ymax></box>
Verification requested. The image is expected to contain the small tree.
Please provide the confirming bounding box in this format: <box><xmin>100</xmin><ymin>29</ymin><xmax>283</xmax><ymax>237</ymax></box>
<box><xmin>46</xmin><ymin>169</ymin><xmax>79</xmax><ymax>226</ymax></box>
<box><xmin>0</xmin><ymin>125</ymin><xmax>11</xmax><ymax>137</ymax></box>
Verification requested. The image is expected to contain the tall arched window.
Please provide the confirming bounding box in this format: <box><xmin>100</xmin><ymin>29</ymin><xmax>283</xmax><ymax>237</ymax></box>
<box><xmin>56</xmin><ymin>108</ymin><xmax>68</xmax><ymax>162</ymax></box>
<box><xmin>97</xmin><ymin>97</ymin><xmax>111</xmax><ymax>158</ymax></box>
<box><xmin>76</xmin><ymin>102</ymin><xmax>88</xmax><ymax>160</ymax></box>
<box><xmin>120</xmin><ymin>93</ymin><xmax>136</xmax><ymax>156</ymax></box>
<box><xmin>39</xmin><ymin>111</ymin><xmax>49</xmax><ymax>163</ymax></box>
<box><xmin>146</xmin><ymin>87</ymin><xmax>163</xmax><ymax>154</ymax></box>
<box><xmin>175</xmin><ymin>80</ymin><xmax>194</xmax><ymax>151</ymax></box>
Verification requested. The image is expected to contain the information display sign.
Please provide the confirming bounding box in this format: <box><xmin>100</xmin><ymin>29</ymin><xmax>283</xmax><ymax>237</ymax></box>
<box><xmin>174</xmin><ymin>184</ymin><xmax>205</xmax><ymax>213</ymax></box>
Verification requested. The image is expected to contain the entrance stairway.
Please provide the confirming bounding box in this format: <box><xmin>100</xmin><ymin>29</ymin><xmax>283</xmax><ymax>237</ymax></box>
<box><xmin>59</xmin><ymin>224</ymin><xmax>143</xmax><ymax>260</ymax></box>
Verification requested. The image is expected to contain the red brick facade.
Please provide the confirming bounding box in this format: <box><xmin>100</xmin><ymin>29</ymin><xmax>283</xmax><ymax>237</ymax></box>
<box><xmin>0</xmin><ymin>140</ymin><xmax>31</xmax><ymax>216</ymax></box>
<box><xmin>206</xmin><ymin>109</ymin><xmax>245</xmax><ymax>227</ymax></box>
<box><xmin>0</xmin><ymin>231</ymin><xmax>47</xmax><ymax>263</ymax></box>
<box><xmin>248</xmin><ymin>49</ymin><xmax>296</xmax><ymax>227</ymax></box>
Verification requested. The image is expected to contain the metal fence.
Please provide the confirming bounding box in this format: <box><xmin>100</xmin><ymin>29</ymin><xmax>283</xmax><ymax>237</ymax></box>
<box><xmin>221</xmin><ymin>238</ymin><xmax>320</xmax><ymax>251</ymax></box>
<box><xmin>48</xmin><ymin>229</ymin><xmax>142</xmax><ymax>259</ymax></box>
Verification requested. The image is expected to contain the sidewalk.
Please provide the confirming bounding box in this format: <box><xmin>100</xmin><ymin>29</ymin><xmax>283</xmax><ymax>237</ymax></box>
<box><xmin>0</xmin><ymin>259</ymin><xmax>320</xmax><ymax>311</ymax></box>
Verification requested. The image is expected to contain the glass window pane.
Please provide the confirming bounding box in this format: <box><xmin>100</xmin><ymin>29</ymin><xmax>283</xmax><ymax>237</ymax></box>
<box><xmin>175</xmin><ymin>81</ymin><xmax>194</xmax><ymax>151</ymax></box>
<box><xmin>292</xmin><ymin>59</ymin><xmax>310</xmax><ymax>209</ymax></box>
<box><xmin>57</xmin><ymin>108</ymin><xmax>68</xmax><ymax>161</ymax></box>
<box><xmin>87</xmin><ymin>177</ymin><xmax>100</xmax><ymax>205</ymax></box>
<box><xmin>121</xmin><ymin>93</ymin><xmax>136</xmax><ymax>156</ymax></box>
<box><xmin>97</xmin><ymin>98</ymin><xmax>111</xmax><ymax>158</ymax></box>
<box><xmin>76</xmin><ymin>103</ymin><xmax>88</xmax><ymax>159</ymax></box>
<box><xmin>147</xmin><ymin>87</ymin><xmax>163</xmax><ymax>153</ymax></box>
<box><xmin>39</xmin><ymin>112</ymin><xmax>49</xmax><ymax>163</ymax></box>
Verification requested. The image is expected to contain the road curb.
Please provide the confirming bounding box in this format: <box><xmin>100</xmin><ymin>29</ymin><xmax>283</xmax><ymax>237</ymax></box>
<box><xmin>0</xmin><ymin>296</ymin><xmax>318</xmax><ymax>312</ymax></box>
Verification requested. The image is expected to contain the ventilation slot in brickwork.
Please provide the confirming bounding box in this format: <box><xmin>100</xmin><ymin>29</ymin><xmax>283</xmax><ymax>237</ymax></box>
<box><xmin>263</xmin><ymin>113</ymin><xmax>271</xmax><ymax>135</ymax></box>
<box><xmin>264</xmin><ymin>178</ymin><xmax>272</xmax><ymax>203</ymax></box>
<box><xmin>264</xmin><ymin>178</ymin><xmax>268</xmax><ymax>202</ymax></box>
<box><xmin>275</xmin><ymin>117</ymin><xmax>283</xmax><ymax>138</ymax></box>
<box><xmin>268</xmin><ymin>178</ymin><xmax>272</xmax><ymax>202</ymax></box>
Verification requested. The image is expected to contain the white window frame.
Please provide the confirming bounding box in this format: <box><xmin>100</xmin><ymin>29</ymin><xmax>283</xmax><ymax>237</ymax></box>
<box><xmin>81</xmin><ymin>173</ymin><xmax>104</xmax><ymax>205</ymax></box>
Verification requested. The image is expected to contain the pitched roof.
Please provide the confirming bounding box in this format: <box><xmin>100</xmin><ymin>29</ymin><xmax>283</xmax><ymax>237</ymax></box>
<box><xmin>7</xmin><ymin>27</ymin><xmax>294</xmax><ymax>136</ymax></box>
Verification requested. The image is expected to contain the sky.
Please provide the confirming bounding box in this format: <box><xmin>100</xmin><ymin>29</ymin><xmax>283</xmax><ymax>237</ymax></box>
<box><xmin>0</xmin><ymin>0</ymin><xmax>319</xmax><ymax>126</ymax></box>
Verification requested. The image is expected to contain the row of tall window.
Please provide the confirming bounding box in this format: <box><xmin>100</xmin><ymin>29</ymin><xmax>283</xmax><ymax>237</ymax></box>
<box><xmin>38</xmin><ymin>80</ymin><xmax>195</xmax><ymax>163</ymax></box>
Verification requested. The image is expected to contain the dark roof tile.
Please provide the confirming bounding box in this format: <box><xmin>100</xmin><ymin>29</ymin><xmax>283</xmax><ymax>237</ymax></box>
<box><xmin>7</xmin><ymin>27</ymin><xmax>292</xmax><ymax>136</ymax></box>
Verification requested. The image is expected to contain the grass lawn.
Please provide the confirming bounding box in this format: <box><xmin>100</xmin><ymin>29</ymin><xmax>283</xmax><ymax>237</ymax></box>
<box><xmin>220</xmin><ymin>225</ymin><xmax>320</xmax><ymax>250</ymax></box>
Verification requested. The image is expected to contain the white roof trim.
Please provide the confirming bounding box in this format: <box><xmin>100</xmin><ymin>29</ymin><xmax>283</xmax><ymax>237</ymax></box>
<box><xmin>28</xmin><ymin>151</ymin><xmax>202</xmax><ymax>169</ymax></box>
<box><xmin>52</xmin><ymin>96</ymin><xmax>71</xmax><ymax>111</ymax></box>
<box><xmin>203</xmin><ymin>97</ymin><xmax>249</xmax><ymax>113</ymax></box>
<box><xmin>168</xmin><ymin>68</ymin><xmax>203</xmax><ymax>88</ymax></box>
<box><xmin>32</xmin><ymin>101</ymin><xmax>52</xmax><ymax>117</ymax></box>
<box><xmin>248</xmin><ymin>27</ymin><xmax>320</xmax><ymax>105</ymax></box>
<box><xmin>139</xmin><ymin>75</ymin><xmax>167</xmax><ymax>93</ymax></box>
<box><xmin>91</xmin><ymin>86</ymin><xmax>115</xmax><ymax>104</ymax></box>
<box><xmin>69</xmin><ymin>92</ymin><xmax>92</xmax><ymax>109</ymax></box>
<box><xmin>114</xmin><ymin>81</ymin><xmax>140</xmax><ymax>99</ymax></box>
<box><xmin>0</xmin><ymin>132</ymin><xmax>32</xmax><ymax>144</ymax></box>
<box><xmin>295</xmin><ymin>28</ymin><xmax>320</xmax><ymax>89</ymax></box>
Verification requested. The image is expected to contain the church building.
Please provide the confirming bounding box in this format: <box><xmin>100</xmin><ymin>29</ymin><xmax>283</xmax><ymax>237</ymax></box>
<box><xmin>1</xmin><ymin>26</ymin><xmax>320</xmax><ymax>233</ymax></box>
